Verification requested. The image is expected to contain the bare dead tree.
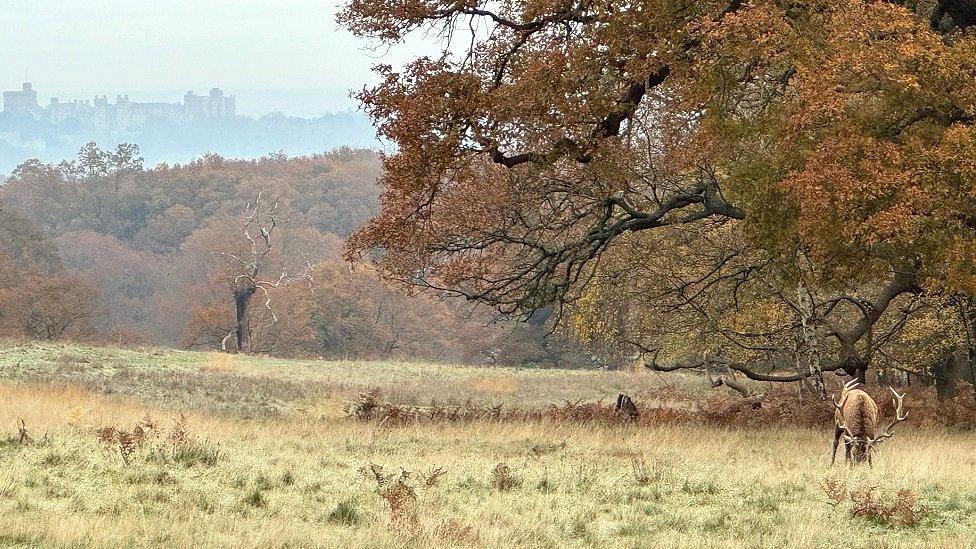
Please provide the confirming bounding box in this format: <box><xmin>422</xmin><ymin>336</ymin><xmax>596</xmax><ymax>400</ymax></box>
<box><xmin>216</xmin><ymin>193</ymin><xmax>313</xmax><ymax>353</ymax></box>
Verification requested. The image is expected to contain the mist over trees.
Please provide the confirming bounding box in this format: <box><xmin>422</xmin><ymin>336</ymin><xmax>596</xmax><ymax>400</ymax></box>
<box><xmin>0</xmin><ymin>111</ymin><xmax>376</xmax><ymax>175</ymax></box>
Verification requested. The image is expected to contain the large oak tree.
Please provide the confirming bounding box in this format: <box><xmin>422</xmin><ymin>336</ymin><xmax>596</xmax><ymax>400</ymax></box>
<box><xmin>343</xmin><ymin>0</ymin><xmax>976</xmax><ymax>383</ymax></box>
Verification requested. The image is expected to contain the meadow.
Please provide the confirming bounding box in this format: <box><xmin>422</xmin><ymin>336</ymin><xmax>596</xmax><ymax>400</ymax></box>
<box><xmin>1</xmin><ymin>342</ymin><xmax>975</xmax><ymax>548</ymax></box>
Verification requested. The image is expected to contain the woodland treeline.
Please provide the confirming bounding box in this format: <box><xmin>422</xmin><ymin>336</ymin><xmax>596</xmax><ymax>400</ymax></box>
<box><xmin>0</xmin><ymin>143</ymin><xmax>593</xmax><ymax>366</ymax></box>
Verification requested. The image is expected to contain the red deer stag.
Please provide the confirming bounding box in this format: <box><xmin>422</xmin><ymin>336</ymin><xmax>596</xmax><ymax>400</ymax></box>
<box><xmin>830</xmin><ymin>380</ymin><xmax>908</xmax><ymax>466</ymax></box>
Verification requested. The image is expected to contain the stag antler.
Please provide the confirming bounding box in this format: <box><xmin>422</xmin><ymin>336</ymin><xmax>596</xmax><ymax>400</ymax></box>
<box><xmin>832</xmin><ymin>392</ymin><xmax>849</xmax><ymax>434</ymax></box>
<box><xmin>870</xmin><ymin>387</ymin><xmax>908</xmax><ymax>444</ymax></box>
<box><xmin>832</xmin><ymin>378</ymin><xmax>863</xmax><ymax>439</ymax></box>
<box><xmin>841</xmin><ymin>378</ymin><xmax>861</xmax><ymax>391</ymax></box>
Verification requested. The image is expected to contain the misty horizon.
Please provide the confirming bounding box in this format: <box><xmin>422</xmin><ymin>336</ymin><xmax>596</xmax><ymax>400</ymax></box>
<box><xmin>0</xmin><ymin>1</ymin><xmax>436</xmax><ymax>117</ymax></box>
<box><xmin>0</xmin><ymin>0</ymin><xmax>435</xmax><ymax>170</ymax></box>
<box><xmin>7</xmin><ymin>83</ymin><xmax>364</xmax><ymax>118</ymax></box>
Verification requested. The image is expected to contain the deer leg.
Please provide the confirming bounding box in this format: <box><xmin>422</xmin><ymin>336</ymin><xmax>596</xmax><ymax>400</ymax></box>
<box><xmin>830</xmin><ymin>425</ymin><xmax>843</xmax><ymax>465</ymax></box>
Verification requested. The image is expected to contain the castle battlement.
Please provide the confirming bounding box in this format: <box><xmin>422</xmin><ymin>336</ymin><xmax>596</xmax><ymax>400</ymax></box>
<box><xmin>3</xmin><ymin>82</ymin><xmax>236</xmax><ymax>131</ymax></box>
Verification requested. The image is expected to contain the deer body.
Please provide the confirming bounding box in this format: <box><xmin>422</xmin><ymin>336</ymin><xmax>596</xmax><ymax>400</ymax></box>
<box><xmin>831</xmin><ymin>381</ymin><xmax>907</xmax><ymax>466</ymax></box>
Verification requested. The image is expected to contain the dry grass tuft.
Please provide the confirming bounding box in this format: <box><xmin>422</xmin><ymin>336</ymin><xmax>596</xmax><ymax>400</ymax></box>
<box><xmin>430</xmin><ymin>518</ymin><xmax>476</xmax><ymax>543</ymax></box>
<box><xmin>630</xmin><ymin>454</ymin><xmax>651</xmax><ymax>486</ymax></box>
<box><xmin>200</xmin><ymin>352</ymin><xmax>240</xmax><ymax>373</ymax></box>
<box><xmin>170</xmin><ymin>414</ymin><xmax>191</xmax><ymax>444</ymax></box>
<box><xmin>244</xmin><ymin>487</ymin><xmax>267</xmax><ymax>508</ymax></box>
<box><xmin>326</xmin><ymin>500</ymin><xmax>361</xmax><ymax>525</ymax></box>
<box><xmin>65</xmin><ymin>405</ymin><xmax>91</xmax><ymax>427</ymax></box>
<box><xmin>467</xmin><ymin>375</ymin><xmax>518</xmax><ymax>395</ymax></box>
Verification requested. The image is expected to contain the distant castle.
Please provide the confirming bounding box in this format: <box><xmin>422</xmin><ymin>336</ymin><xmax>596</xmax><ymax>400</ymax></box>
<box><xmin>2</xmin><ymin>82</ymin><xmax>236</xmax><ymax>132</ymax></box>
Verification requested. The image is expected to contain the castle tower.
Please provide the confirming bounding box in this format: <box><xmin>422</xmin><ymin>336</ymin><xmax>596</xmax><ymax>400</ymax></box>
<box><xmin>3</xmin><ymin>82</ymin><xmax>40</xmax><ymax>116</ymax></box>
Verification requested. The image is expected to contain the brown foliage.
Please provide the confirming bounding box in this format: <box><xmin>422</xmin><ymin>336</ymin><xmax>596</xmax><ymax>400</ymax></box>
<box><xmin>1</xmin><ymin>144</ymin><xmax>603</xmax><ymax>365</ymax></box>
<box><xmin>379</xmin><ymin>476</ymin><xmax>418</xmax><ymax>527</ymax></box>
<box><xmin>344</xmin><ymin>0</ymin><xmax>976</xmax><ymax>309</ymax></box>
<box><xmin>0</xmin><ymin>258</ymin><xmax>101</xmax><ymax>341</ymax></box>
<box><xmin>344</xmin><ymin>389</ymin><xmax>629</xmax><ymax>426</ymax></box>
<box><xmin>169</xmin><ymin>414</ymin><xmax>191</xmax><ymax>444</ymax></box>
<box><xmin>94</xmin><ymin>415</ymin><xmax>156</xmax><ymax>465</ymax></box>
<box><xmin>361</xmin><ymin>464</ymin><xmax>420</xmax><ymax>528</ymax></box>
<box><xmin>823</xmin><ymin>478</ymin><xmax>928</xmax><ymax>527</ymax></box>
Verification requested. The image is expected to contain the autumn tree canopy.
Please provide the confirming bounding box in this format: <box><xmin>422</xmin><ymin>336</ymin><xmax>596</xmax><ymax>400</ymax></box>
<box><xmin>343</xmin><ymin>0</ymin><xmax>976</xmax><ymax>383</ymax></box>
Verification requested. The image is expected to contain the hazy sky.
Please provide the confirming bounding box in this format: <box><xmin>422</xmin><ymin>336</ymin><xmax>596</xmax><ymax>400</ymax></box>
<box><xmin>0</xmin><ymin>0</ymin><xmax>433</xmax><ymax>115</ymax></box>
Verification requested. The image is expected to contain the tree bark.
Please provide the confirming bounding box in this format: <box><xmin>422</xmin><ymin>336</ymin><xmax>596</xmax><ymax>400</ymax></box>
<box><xmin>797</xmin><ymin>280</ymin><xmax>826</xmax><ymax>399</ymax></box>
<box><xmin>232</xmin><ymin>286</ymin><xmax>256</xmax><ymax>353</ymax></box>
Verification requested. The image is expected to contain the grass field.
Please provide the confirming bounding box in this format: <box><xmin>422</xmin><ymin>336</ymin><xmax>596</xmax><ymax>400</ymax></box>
<box><xmin>1</xmin><ymin>342</ymin><xmax>975</xmax><ymax>548</ymax></box>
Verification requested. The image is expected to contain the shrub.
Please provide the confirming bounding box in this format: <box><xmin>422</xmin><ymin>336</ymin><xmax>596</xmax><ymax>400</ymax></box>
<box><xmin>361</xmin><ymin>464</ymin><xmax>420</xmax><ymax>529</ymax></box>
<box><xmin>118</xmin><ymin>430</ymin><xmax>137</xmax><ymax>465</ymax></box>
<box><xmin>169</xmin><ymin>414</ymin><xmax>191</xmax><ymax>444</ymax></box>
<box><xmin>822</xmin><ymin>476</ymin><xmax>848</xmax><ymax>507</ymax></box>
<box><xmin>345</xmin><ymin>389</ymin><xmax>381</xmax><ymax>420</ymax></box>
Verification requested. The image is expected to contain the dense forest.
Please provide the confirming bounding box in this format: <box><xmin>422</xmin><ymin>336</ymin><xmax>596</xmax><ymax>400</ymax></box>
<box><xmin>0</xmin><ymin>143</ymin><xmax>598</xmax><ymax>367</ymax></box>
